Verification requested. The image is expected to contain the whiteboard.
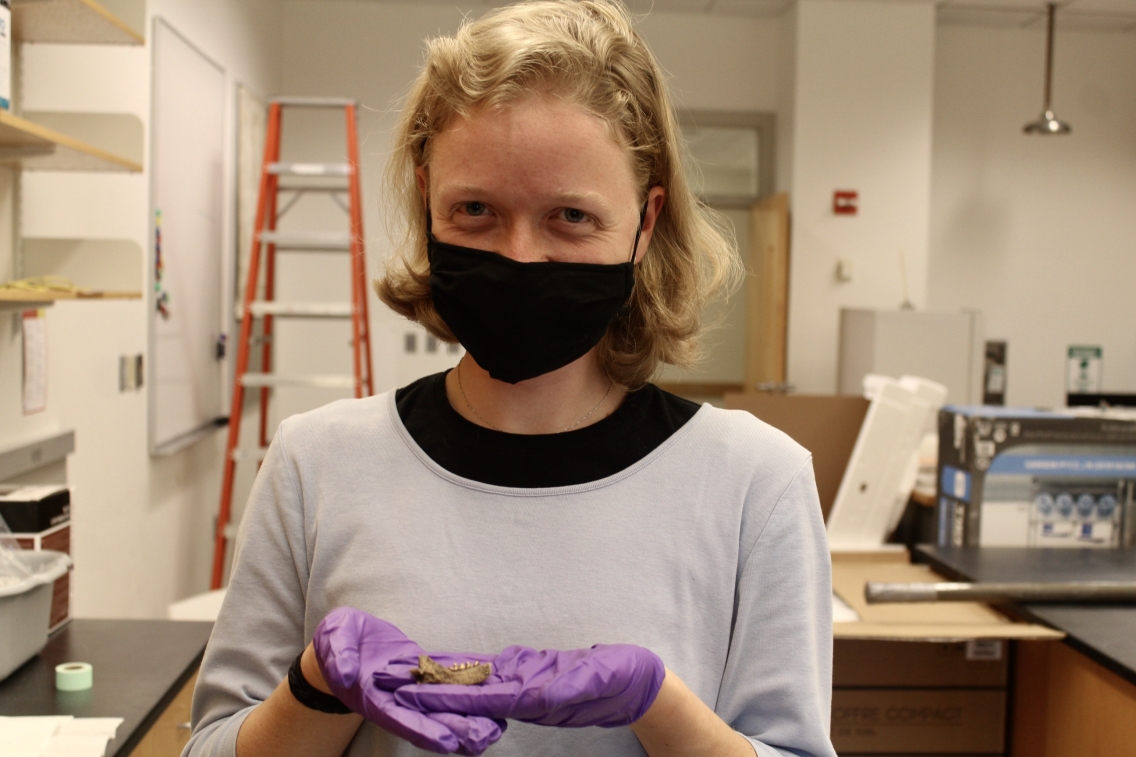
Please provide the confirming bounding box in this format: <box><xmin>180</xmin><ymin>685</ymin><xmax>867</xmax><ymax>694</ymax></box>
<box><xmin>149</xmin><ymin>18</ymin><xmax>227</xmax><ymax>455</ymax></box>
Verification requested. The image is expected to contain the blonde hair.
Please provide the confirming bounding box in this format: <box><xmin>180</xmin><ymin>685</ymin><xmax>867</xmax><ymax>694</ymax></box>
<box><xmin>377</xmin><ymin>0</ymin><xmax>742</xmax><ymax>388</ymax></box>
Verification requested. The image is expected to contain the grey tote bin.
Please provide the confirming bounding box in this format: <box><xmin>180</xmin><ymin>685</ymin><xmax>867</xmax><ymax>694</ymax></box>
<box><xmin>0</xmin><ymin>549</ymin><xmax>71</xmax><ymax>681</ymax></box>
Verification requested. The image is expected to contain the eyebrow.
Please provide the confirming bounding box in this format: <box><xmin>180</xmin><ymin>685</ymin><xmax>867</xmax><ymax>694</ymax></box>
<box><xmin>432</xmin><ymin>183</ymin><xmax>616</xmax><ymax>212</ymax></box>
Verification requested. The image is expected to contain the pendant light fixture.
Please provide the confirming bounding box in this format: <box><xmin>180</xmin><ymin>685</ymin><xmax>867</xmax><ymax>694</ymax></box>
<box><xmin>1023</xmin><ymin>3</ymin><xmax>1071</xmax><ymax>135</ymax></box>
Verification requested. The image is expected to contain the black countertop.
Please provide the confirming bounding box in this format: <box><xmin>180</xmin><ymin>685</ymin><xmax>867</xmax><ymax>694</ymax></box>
<box><xmin>0</xmin><ymin>619</ymin><xmax>213</xmax><ymax>757</ymax></box>
<box><xmin>913</xmin><ymin>545</ymin><xmax>1136</xmax><ymax>687</ymax></box>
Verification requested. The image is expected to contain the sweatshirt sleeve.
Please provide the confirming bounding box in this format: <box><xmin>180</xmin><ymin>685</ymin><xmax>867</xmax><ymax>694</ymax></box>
<box><xmin>716</xmin><ymin>458</ymin><xmax>837</xmax><ymax>757</ymax></box>
<box><xmin>182</xmin><ymin>421</ymin><xmax>312</xmax><ymax>757</ymax></box>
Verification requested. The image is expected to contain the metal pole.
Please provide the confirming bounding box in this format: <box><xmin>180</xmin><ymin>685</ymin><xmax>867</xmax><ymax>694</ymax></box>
<box><xmin>1043</xmin><ymin>3</ymin><xmax>1055</xmax><ymax>112</ymax></box>
<box><xmin>866</xmin><ymin>580</ymin><xmax>1136</xmax><ymax>604</ymax></box>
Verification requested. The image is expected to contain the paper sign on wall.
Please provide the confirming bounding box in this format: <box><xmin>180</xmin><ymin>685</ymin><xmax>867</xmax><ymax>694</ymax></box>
<box><xmin>1067</xmin><ymin>345</ymin><xmax>1102</xmax><ymax>394</ymax></box>
<box><xmin>22</xmin><ymin>309</ymin><xmax>47</xmax><ymax>414</ymax></box>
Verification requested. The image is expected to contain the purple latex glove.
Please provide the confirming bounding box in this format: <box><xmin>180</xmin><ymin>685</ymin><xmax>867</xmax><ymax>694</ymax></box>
<box><xmin>312</xmin><ymin>607</ymin><xmax>505</xmax><ymax>755</ymax></box>
<box><xmin>394</xmin><ymin>644</ymin><xmax>666</xmax><ymax>728</ymax></box>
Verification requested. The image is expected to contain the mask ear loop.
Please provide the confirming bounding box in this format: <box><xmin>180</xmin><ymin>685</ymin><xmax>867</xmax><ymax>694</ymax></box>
<box><xmin>619</xmin><ymin>201</ymin><xmax>649</xmax><ymax>319</ymax></box>
<box><xmin>629</xmin><ymin>201</ymin><xmax>649</xmax><ymax>263</ymax></box>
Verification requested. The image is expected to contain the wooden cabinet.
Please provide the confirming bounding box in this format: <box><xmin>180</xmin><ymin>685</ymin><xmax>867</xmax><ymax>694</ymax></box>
<box><xmin>1012</xmin><ymin>642</ymin><xmax>1136</xmax><ymax>757</ymax></box>
<box><xmin>128</xmin><ymin>671</ymin><xmax>197</xmax><ymax>757</ymax></box>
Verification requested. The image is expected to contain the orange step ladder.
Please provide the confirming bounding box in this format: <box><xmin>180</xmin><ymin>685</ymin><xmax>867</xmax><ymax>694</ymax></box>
<box><xmin>212</xmin><ymin>97</ymin><xmax>374</xmax><ymax>589</ymax></box>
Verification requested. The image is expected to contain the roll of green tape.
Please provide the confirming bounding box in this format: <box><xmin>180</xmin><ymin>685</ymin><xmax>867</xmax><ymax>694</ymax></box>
<box><xmin>55</xmin><ymin>662</ymin><xmax>93</xmax><ymax>691</ymax></box>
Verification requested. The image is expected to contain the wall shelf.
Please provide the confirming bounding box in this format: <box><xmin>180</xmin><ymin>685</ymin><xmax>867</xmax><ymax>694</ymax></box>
<box><xmin>0</xmin><ymin>430</ymin><xmax>75</xmax><ymax>481</ymax></box>
<box><xmin>21</xmin><ymin>238</ymin><xmax>143</xmax><ymax>292</ymax></box>
<box><xmin>0</xmin><ymin>111</ymin><xmax>142</xmax><ymax>171</ymax></box>
<box><xmin>0</xmin><ymin>288</ymin><xmax>141</xmax><ymax>312</ymax></box>
<box><xmin>12</xmin><ymin>0</ymin><xmax>144</xmax><ymax>45</ymax></box>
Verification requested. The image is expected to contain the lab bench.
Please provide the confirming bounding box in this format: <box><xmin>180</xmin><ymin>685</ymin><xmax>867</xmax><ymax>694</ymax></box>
<box><xmin>913</xmin><ymin>545</ymin><xmax>1136</xmax><ymax>757</ymax></box>
<box><xmin>0</xmin><ymin>619</ymin><xmax>212</xmax><ymax>757</ymax></box>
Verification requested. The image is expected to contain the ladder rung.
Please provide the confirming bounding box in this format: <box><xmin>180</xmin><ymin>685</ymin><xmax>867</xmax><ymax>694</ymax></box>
<box><xmin>240</xmin><ymin>373</ymin><xmax>357</xmax><ymax>389</ymax></box>
<box><xmin>230</xmin><ymin>448</ymin><xmax>269</xmax><ymax>463</ymax></box>
<box><xmin>272</xmin><ymin>96</ymin><xmax>357</xmax><ymax>108</ymax></box>
<box><xmin>257</xmin><ymin>231</ymin><xmax>352</xmax><ymax>250</ymax></box>
<box><xmin>269</xmin><ymin>162</ymin><xmax>351</xmax><ymax>177</ymax></box>
<box><xmin>278</xmin><ymin>185</ymin><xmax>348</xmax><ymax>194</ymax></box>
<box><xmin>247</xmin><ymin>302</ymin><xmax>353</xmax><ymax>318</ymax></box>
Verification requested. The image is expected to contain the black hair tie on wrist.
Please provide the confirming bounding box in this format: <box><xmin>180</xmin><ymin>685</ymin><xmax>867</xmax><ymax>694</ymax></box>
<box><xmin>287</xmin><ymin>652</ymin><xmax>353</xmax><ymax>714</ymax></box>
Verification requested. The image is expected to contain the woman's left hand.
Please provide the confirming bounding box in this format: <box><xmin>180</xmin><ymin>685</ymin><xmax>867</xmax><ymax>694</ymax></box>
<box><xmin>312</xmin><ymin>607</ymin><xmax>505</xmax><ymax>755</ymax></box>
<box><xmin>393</xmin><ymin>644</ymin><xmax>665</xmax><ymax>728</ymax></box>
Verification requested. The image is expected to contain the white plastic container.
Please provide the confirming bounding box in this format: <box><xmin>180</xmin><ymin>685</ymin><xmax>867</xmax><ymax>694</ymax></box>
<box><xmin>0</xmin><ymin>550</ymin><xmax>71</xmax><ymax>681</ymax></box>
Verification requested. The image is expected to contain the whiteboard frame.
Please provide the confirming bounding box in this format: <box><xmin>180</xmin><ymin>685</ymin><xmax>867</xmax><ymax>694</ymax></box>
<box><xmin>147</xmin><ymin>17</ymin><xmax>231</xmax><ymax>456</ymax></box>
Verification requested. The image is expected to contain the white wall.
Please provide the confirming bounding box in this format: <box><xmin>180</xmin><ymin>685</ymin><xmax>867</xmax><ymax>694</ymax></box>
<box><xmin>928</xmin><ymin>24</ymin><xmax>1136</xmax><ymax>407</ymax></box>
<box><xmin>785</xmin><ymin>0</ymin><xmax>937</xmax><ymax>394</ymax></box>
<box><xmin>1</xmin><ymin>0</ymin><xmax>283</xmax><ymax>618</ymax></box>
<box><xmin>279</xmin><ymin>1</ymin><xmax>783</xmax><ymax>398</ymax></box>
<box><xmin>636</xmin><ymin>11</ymin><xmax>781</xmax><ymax>113</ymax></box>
<box><xmin>6</xmin><ymin>1</ymin><xmax>1131</xmax><ymax>618</ymax></box>
<box><xmin>776</xmin><ymin>3</ymin><xmax>798</xmax><ymax>196</ymax></box>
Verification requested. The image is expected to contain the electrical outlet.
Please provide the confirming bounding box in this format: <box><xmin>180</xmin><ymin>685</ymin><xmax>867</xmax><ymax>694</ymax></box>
<box><xmin>119</xmin><ymin>354</ymin><xmax>144</xmax><ymax>392</ymax></box>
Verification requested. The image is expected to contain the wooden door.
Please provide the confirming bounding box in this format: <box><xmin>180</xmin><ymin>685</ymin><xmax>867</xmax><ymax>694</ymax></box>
<box><xmin>745</xmin><ymin>192</ymin><xmax>790</xmax><ymax>389</ymax></box>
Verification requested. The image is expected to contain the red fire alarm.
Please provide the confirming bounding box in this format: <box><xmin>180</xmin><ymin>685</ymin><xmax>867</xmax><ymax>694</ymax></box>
<box><xmin>833</xmin><ymin>190</ymin><xmax>858</xmax><ymax>215</ymax></box>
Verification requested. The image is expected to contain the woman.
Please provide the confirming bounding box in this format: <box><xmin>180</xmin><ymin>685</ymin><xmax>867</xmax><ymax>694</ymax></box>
<box><xmin>185</xmin><ymin>2</ymin><xmax>835</xmax><ymax>756</ymax></box>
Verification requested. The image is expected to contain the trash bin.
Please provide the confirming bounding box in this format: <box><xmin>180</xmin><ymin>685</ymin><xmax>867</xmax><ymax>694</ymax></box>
<box><xmin>0</xmin><ymin>549</ymin><xmax>71</xmax><ymax>681</ymax></box>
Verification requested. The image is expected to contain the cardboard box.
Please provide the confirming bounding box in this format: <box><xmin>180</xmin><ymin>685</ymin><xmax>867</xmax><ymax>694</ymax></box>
<box><xmin>831</xmin><ymin>552</ymin><xmax>1063</xmax><ymax>641</ymax></box>
<box><xmin>0</xmin><ymin>485</ymin><xmax>70</xmax><ymax>533</ymax></box>
<box><xmin>831</xmin><ymin>688</ymin><xmax>1006</xmax><ymax>754</ymax></box>
<box><xmin>834</xmin><ymin>639</ymin><xmax>1007</xmax><ymax>688</ymax></box>
<box><xmin>724</xmin><ymin>393</ymin><xmax>869</xmax><ymax>519</ymax></box>
<box><xmin>830</xmin><ymin>553</ymin><xmax>1060</xmax><ymax>756</ymax></box>
<box><xmin>935</xmin><ymin>406</ymin><xmax>1136</xmax><ymax>548</ymax></box>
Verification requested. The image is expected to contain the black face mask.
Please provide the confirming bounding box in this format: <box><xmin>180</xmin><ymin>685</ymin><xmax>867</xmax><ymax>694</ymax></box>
<box><xmin>427</xmin><ymin>208</ymin><xmax>644</xmax><ymax>384</ymax></box>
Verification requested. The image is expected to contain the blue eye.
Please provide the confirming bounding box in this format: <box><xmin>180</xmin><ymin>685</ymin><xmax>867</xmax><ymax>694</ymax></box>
<box><xmin>562</xmin><ymin>208</ymin><xmax>587</xmax><ymax>223</ymax></box>
<box><xmin>463</xmin><ymin>202</ymin><xmax>488</xmax><ymax>216</ymax></box>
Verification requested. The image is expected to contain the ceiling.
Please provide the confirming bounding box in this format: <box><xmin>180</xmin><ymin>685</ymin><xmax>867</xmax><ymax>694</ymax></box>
<box><xmin>938</xmin><ymin>0</ymin><xmax>1136</xmax><ymax>31</ymax></box>
<box><xmin>342</xmin><ymin>0</ymin><xmax>1136</xmax><ymax>30</ymax></box>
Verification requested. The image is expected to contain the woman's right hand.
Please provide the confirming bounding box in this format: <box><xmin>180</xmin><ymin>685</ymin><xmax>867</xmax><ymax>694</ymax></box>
<box><xmin>312</xmin><ymin>607</ymin><xmax>504</xmax><ymax>755</ymax></box>
<box><xmin>394</xmin><ymin>643</ymin><xmax>666</xmax><ymax>728</ymax></box>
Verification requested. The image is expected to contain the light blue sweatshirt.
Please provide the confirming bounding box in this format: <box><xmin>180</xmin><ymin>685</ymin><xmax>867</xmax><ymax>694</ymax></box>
<box><xmin>184</xmin><ymin>391</ymin><xmax>836</xmax><ymax>757</ymax></box>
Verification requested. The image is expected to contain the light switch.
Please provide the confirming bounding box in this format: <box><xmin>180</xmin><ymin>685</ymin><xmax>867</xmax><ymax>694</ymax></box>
<box><xmin>836</xmin><ymin>258</ymin><xmax>854</xmax><ymax>282</ymax></box>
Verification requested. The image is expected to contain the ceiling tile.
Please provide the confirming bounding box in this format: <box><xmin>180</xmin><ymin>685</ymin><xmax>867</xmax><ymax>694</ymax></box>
<box><xmin>623</xmin><ymin>0</ymin><xmax>711</xmax><ymax>13</ymax></box>
<box><xmin>1065</xmin><ymin>0</ymin><xmax>1136</xmax><ymax>11</ymax></box>
<box><xmin>1052</xmin><ymin>12</ymin><xmax>1136</xmax><ymax>29</ymax></box>
<box><xmin>710</xmin><ymin>0</ymin><xmax>792</xmax><ymax>17</ymax></box>
<box><xmin>941</xmin><ymin>0</ymin><xmax>1136</xmax><ymax>30</ymax></box>
<box><xmin>937</xmin><ymin>6</ymin><xmax>1044</xmax><ymax>26</ymax></box>
<box><xmin>326</xmin><ymin>0</ymin><xmax>496</xmax><ymax>4</ymax></box>
<box><xmin>942</xmin><ymin>0</ymin><xmax>1053</xmax><ymax>8</ymax></box>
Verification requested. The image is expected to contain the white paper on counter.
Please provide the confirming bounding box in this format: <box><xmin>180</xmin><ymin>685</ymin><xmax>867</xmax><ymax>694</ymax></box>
<box><xmin>22</xmin><ymin>311</ymin><xmax>47</xmax><ymax>415</ymax></box>
<box><xmin>55</xmin><ymin>719</ymin><xmax>123</xmax><ymax>738</ymax></box>
<box><xmin>41</xmin><ymin>735</ymin><xmax>113</xmax><ymax>757</ymax></box>
<box><xmin>832</xmin><ymin>592</ymin><xmax>861</xmax><ymax>623</ymax></box>
<box><xmin>0</xmin><ymin>716</ymin><xmax>72</xmax><ymax>755</ymax></box>
<box><xmin>0</xmin><ymin>716</ymin><xmax>123</xmax><ymax>757</ymax></box>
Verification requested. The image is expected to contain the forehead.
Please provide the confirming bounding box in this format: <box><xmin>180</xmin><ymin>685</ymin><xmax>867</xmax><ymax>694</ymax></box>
<box><xmin>426</xmin><ymin>95</ymin><xmax>638</xmax><ymax>201</ymax></box>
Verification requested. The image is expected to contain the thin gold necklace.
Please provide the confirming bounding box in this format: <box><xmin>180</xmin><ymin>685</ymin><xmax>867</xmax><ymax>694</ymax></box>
<box><xmin>456</xmin><ymin>359</ymin><xmax>613</xmax><ymax>433</ymax></box>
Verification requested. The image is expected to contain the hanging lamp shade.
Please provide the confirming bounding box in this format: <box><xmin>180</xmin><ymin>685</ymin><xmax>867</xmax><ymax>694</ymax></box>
<box><xmin>1024</xmin><ymin>3</ymin><xmax>1071</xmax><ymax>135</ymax></box>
